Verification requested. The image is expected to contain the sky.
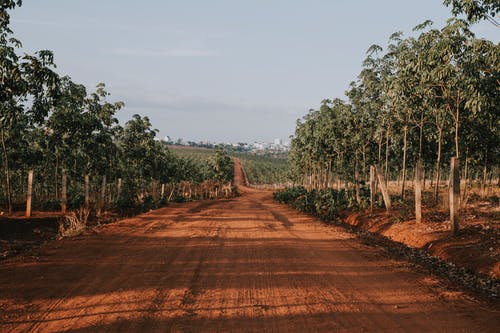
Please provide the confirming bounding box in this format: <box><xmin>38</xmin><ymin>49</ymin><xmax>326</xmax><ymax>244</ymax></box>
<box><xmin>10</xmin><ymin>0</ymin><xmax>499</xmax><ymax>143</ymax></box>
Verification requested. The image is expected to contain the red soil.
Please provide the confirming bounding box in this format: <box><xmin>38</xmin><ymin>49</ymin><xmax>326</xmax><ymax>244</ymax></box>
<box><xmin>0</xmin><ymin>161</ymin><xmax>497</xmax><ymax>332</ymax></box>
<box><xmin>344</xmin><ymin>205</ymin><xmax>499</xmax><ymax>278</ymax></box>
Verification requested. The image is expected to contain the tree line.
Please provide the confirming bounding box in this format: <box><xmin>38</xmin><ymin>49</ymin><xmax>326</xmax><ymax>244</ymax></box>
<box><xmin>289</xmin><ymin>1</ymin><xmax>499</xmax><ymax>204</ymax></box>
<box><xmin>0</xmin><ymin>1</ymin><xmax>234</xmax><ymax>215</ymax></box>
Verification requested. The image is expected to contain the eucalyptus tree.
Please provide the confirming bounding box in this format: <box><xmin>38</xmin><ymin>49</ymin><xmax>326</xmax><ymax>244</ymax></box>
<box><xmin>291</xmin><ymin>110</ymin><xmax>318</xmax><ymax>187</ymax></box>
<box><xmin>459</xmin><ymin>37</ymin><xmax>500</xmax><ymax>189</ymax></box>
<box><xmin>346</xmin><ymin>82</ymin><xmax>374</xmax><ymax>181</ymax></box>
<box><xmin>1</xmin><ymin>1</ymin><xmax>59</xmax><ymax>212</ymax></box>
<box><xmin>357</xmin><ymin>46</ymin><xmax>387</xmax><ymax>166</ymax></box>
<box><xmin>387</xmin><ymin>26</ymin><xmax>436</xmax><ymax>197</ymax></box>
<box><xmin>45</xmin><ymin>77</ymin><xmax>87</xmax><ymax>196</ymax></box>
<box><xmin>209</xmin><ymin>146</ymin><xmax>234</xmax><ymax>183</ymax></box>
<box><xmin>117</xmin><ymin>114</ymin><xmax>167</xmax><ymax>202</ymax></box>
<box><xmin>443</xmin><ymin>0</ymin><xmax>499</xmax><ymax>24</ymax></box>
<box><xmin>83</xmin><ymin>83</ymin><xmax>124</xmax><ymax>178</ymax></box>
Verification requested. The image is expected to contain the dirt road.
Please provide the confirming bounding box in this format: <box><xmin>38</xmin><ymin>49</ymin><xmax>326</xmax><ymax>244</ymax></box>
<box><xmin>0</xmin><ymin>162</ymin><xmax>498</xmax><ymax>332</ymax></box>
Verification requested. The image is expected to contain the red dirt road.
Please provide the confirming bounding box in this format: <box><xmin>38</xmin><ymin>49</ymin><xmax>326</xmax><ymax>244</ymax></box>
<box><xmin>0</xmin><ymin>162</ymin><xmax>498</xmax><ymax>332</ymax></box>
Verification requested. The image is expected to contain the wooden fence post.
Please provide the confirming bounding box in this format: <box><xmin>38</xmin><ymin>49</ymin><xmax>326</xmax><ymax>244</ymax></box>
<box><xmin>25</xmin><ymin>170</ymin><xmax>34</xmax><ymax>217</ymax></box>
<box><xmin>375</xmin><ymin>165</ymin><xmax>391</xmax><ymax>211</ymax></box>
<box><xmin>370</xmin><ymin>166</ymin><xmax>376</xmax><ymax>213</ymax></box>
<box><xmin>450</xmin><ymin>157</ymin><xmax>460</xmax><ymax>235</ymax></box>
<box><xmin>84</xmin><ymin>174</ymin><xmax>90</xmax><ymax>209</ymax></box>
<box><xmin>415</xmin><ymin>160</ymin><xmax>422</xmax><ymax>223</ymax></box>
<box><xmin>161</xmin><ymin>183</ymin><xmax>165</xmax><ymax>198</ymax></box>
<box><xmin>61</xmin><ymin>173</ymin><xmax>67</xmax><ymax>214</ymax></box>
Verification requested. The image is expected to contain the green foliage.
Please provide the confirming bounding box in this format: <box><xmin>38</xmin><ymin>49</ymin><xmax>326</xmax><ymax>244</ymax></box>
<box><xmin>238</xmin><ymin>154</ymin><xmax>289</xmax><ymax>185</ymax></box>
<box><xmin>443</xmin><ymin>0</ymin><xmax>499</xmax><ymax>23</ymax></box>
<box><xmin>273</xmin><ymin>186</ymin><xmax>307</xmax><ymax>203</ymax></box>
<box><xmin>209</xmin><ymin>146</ymin><xmax>234</xmax><ymax>182</ymax></box>
<box><xmin>0</xmin><ymin>3</ymin><xmax>237</xmax><ymax>215</ymax></box>
<box><xmin>289</xmin><ymin>17</ymin><xmax>499</xmax><ymax>195</ymax></box>
<box><xmin>274</xmin><ymin>187</ymin><xmax>370</xmax><ymax>222</ymax></box>
<box><xmin>171</xmin><ymin>147</ymin><xmax>289</xmax><ymax>185</ymax></box>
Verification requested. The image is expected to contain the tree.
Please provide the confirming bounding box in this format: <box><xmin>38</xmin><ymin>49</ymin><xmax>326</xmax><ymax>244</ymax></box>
<box><xmin>443</xmin><ymin>0</ymin><xmax>500</xmax><ymax>24</ymax></box>
<box><xmin>209</xmin><ymin>146</ymin><xmax>234</xmax><ymax>183</ymax></box>
<box><xmin>1</xmin><ymin>1</ymin><xmax>59</xmax><ymax>212</ymax></box>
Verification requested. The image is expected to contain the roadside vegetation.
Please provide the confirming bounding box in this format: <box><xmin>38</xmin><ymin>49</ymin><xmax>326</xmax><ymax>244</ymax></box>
<box><xmin>170</xmin><ymin>145</ymin><xmax>290</xmax><ymax>187</ymax></box>
<box><xmin>237</xmin><ymin>154</ymin><xmax>289</xmax><ymax>186</ymax></box>
<box><xmin>276</xmin><ymin>0</ymin><xmax>499</xmax><ymax>281</ymax></box>
<box><xmin>287</xmin><ymin>0</ymin><xmax>498</xmax><ymax>210</ymax></box>
<box><xmin>0</xmin><ymin>2</ymin><xmax>235</xmax><ymax>221</ymax></box>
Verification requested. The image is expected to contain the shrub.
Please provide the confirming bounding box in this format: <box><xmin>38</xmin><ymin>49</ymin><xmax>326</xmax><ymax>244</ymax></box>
<box><xmin>274</xmin><ymin>185</ymin><xmax>372</xmax><ymax>222</ymax></box>
<box><xmin>58</xmin><ymin>207</ymin><xmax>90</xmax><ymax>238</ymax></box>
<box><xmin>141</xmin><ymin>195</ymin><xmax>155</xmax><ymax>212</ymax></box>
<box><xmin>273</xmin><ymin>186</ymin><xmax>307</xmax><ymax>203</ymax></box>
<box><xmin>38</xmin><ymin>198</ymin><xmax>61</xmax><ymax>211</ymax></box>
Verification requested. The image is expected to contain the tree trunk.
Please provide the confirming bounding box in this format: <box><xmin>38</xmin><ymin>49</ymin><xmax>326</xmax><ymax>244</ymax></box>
<box><xmin>377</xmin><ymin>135</ymin><xmax>383</xmax><ymax>165</ymax></box>
<box><xmin>1</xmin><ymin>127</ymin><xmax>12</xmax><ymax>214</ymax></box>
<box><xmin>61</xmin><ymin>173</ymin><xmax>67</xmax><ymax>214</ymax></box>
<box><xmin>434</xmin><ymin>128</ymin><xmax>443</xmax><ymax>203</ymax></box>
<box><xmin>462</xmin><ymin>152</ymin><xmax>469</xmax><ymax>205</ymax></box>
<box><xmin>418</xmin><ymin>112</ymin><xmax>424</xmax><ymax>159</ymax></box>
<box><xmin>415</xmin><ymin>161</ymin><xmax>422</xmax><ymax>223</ymax></box>
<box><xmin>55</xmin><ymin>154</ymin><xmax>59</xmax><ymax>199</ymax></box>
<box><xmin>84</xmin><ymin>174</ymin><xmax>90</xmax><ymax>209</ymax></box>
<box><xmin>26</xmin><ymin>170</ymin><xmax>34</xmax><ymax>218</ymax></box>
<box><xmin>362</xmin><ymin>145</ymin><xmax>367</xmax><ymax>183</ymax></box>
<box><xmin>355</xmin><ymin>158</ymin><xmax>361</xmax><ymax>204</ymax></box>
<box><xmin>480</xmin><ymin>150</ymin><xmax>487</xmax><ymax>198</ymax></box>
<box><xmin>327</xmin><ymin>159</ymin><xmax>332</xmax><ymax>188</ymax></box>
<box><xmin>401</xmin><ymin>125</ymin><xmax>408</xmax><ymax>199</ymax></box>
<box><xmin>375</xmin><ymin>165</ymin><xmax>391</xmax><ymax>211</ymax></box>
<box><xmin>100</xmin><ymin>175</ymin><xmax>106</xmax><ymax>209</ymax></box>
<box><xmin>384</xmin><ymin>126</ymin><xmax>390</xmax><ymax>185</ymax></box>
<box><xmin>449</xmin><ymin>157</ymin><xmax>460</xmax><ymax>236</ymax></box>
<box><xmin>370</xmin><ymin>166</ymin><xmax>376</xmax><ymax>214</ymax></box>
<box><xmin>454</xmin><ymin>96</ymin><xmax>460</xmax><ymax>159</ymax></box>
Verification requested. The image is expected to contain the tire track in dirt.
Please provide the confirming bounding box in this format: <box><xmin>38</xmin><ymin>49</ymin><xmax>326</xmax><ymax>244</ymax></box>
<box><xmin>0</xmin><ymin>160</ymin><xmax>498</xmax><ymax>332</ymax></box>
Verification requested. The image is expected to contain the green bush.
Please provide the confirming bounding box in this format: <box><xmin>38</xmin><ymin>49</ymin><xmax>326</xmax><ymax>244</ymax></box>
<box><xmin>141</xmin><ymin>195</ymin><xmax>155</xmax><ymax>212</ymax></box>
<box><xmin>273</xmin><ymin>186</ymin><xmax>307</xmax><ymax>203</ymax></box>
<box><xmin>38</xmin><ymin>198</ymin><xmax>61</xmax><ymax>211</ymax></box>
<box><xmin>67</xmin><ymin>192</ymin><xmax>85</xmax><ymax>210</ymax></box>
<box><xmin>274</xmin><ymin>186</ymin><xmax>371</xmax><ymax>222</ymax></box>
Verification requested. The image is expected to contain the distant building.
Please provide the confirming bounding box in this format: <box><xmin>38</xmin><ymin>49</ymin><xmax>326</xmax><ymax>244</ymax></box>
<box><xmin>274</xmin><ymin>138</ymin><xmax>282</xmax><ymax>145</ymax></box>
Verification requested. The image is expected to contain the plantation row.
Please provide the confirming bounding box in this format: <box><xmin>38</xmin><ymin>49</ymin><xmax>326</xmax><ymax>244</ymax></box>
<box><xmin>237</xmin><ymin>154</ymin><xmax>290</xmax><ymax>186</ymax></box>
<box><xmin>170</xmin><ymin>147</ymin><xmax>291</xmax><ymax>187</ymax></box>
<box><xmin>289</xmin><ymin>3</ymin><xmax>499</xmax><ymax>205</ymax></box>
<box><xmin>0</xmin><ymin>2</ymin><xmax>234</xmax><ymax>215</ymax></box>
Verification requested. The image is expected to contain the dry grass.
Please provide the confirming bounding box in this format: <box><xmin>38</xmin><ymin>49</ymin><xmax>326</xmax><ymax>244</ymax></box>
<box><xmin>58</xmin><ymin>208</ymin><xmax>90</xmax><ymax>238</ymax></box>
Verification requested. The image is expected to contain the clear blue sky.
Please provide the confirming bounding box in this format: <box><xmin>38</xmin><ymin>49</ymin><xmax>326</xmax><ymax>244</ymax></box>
<box><xmin>10</xmin><ymin>0</ymin><xmax>499</xmax><ymax>143</ymax></box>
